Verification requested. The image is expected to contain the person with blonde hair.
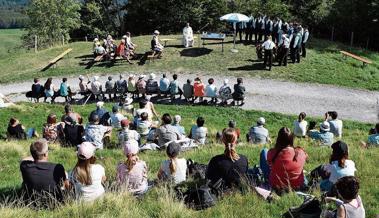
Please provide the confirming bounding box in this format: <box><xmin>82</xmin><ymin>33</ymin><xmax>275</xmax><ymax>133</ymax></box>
<box><xmin>70</xmin><ymin>142</ymin><xmax>106</xmax><ymax>201</ymax></box>
<box><xmin>116</xmin><ymin>140</ymin><xmax>148</xmax><ymax>195</ymax></box>
<box><xmin>206</xmin><ymin>128</ymin><xmax>248</xmax><ymax>188</ymax></box>
<box><xmin>157</xmin><ymin>142</ymin><xmax>187</xmax><ymax>184</ymax></box>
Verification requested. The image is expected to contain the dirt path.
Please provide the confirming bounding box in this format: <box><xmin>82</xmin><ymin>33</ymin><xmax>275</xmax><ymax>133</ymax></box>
<box><xmin>1</xmin><ymin>73</ymin><xmax>378</xmax><ymax>123</ymax></box>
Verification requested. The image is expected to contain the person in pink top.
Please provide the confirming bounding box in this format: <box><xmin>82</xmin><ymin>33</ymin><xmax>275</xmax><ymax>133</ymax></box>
<box><xmin>266</xmin><ymin>127</ymin><xmax>308</xmax><ymax>192</ymax></box>
<box><xmin>116</xmin><ymin>140</ymin><xmax>148</xmax><ymax>195</ymax></box>
<box><xmin>193</xmin><ymin>77</ymin><xmax>205</xmax><ymax>103</ymax></box>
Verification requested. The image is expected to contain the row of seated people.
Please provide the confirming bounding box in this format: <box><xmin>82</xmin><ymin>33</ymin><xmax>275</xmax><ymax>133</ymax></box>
<box><xmin>13</xmin><ymin>107</ymin><xmax>367</xmax><ymax>217</ymax></box>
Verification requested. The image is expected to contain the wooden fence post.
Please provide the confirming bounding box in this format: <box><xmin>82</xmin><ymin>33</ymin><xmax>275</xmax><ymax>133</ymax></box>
<box><xmin>331</xmin><ymin>27</ymin><xmax>334</xmax><ymax>41</ymax></box>
<box><xmin>34</xmin><ymin>35</ymin><xmax>37</xmax><ymax>53</ymax></box>
<box><xmin>62</xmin><ymin>35</ymin><xmax>65</xmax><ymax>46</ymax></box>
<box><xmin>366</xmin><ymin>38</ymin><xmax>370</xmax><ymax>50</ymax></box>
<box><xmin>350</xmin><ymin>32</ymin><xmax>354</xmax><ymax>47</ymax></box>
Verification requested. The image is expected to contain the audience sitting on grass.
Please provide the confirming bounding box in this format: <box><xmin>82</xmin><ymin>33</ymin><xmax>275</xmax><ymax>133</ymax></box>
<box><xmin>154</xmin><ymin>113</ymin><xmax>183</xmax><ymax>147</ymax></box>
<box><xmin>118</xmin><ymin>119</ymin><xmax>141</xmax><ymax>146</ymax></box>
<box><xmin>116</xmin><ymin>140</ymin><xmax>148</xmax><ymax>195</ymax></box>
<box><xmin>83</xmin><ymin>113</ymin><xmax>112</xmax><ymax>149</ymax></box>
<box><xmin>310</xmin><ymin>121</ymin><xmax>334</xmax><ymax>146</ymax></box>
<box><xmin>42</xmin><ymin>113</ymin><xmax>61</xmax><ymax>143</ymax></box>
<box><xmin>70</xmin><ymin>142</ymin><xmax>106</xmax><ymax>202</ymax></box>
<box><xmin>293</xmin><ymin>112</ymin><xmax>307</xmax><ymax>137</ymax></box>
<box><xmin>172</xmin><ymin>115</ymin><xmax>185</xmax><ymax>135</ymax></box>
<box><xmin>326</xmin><ymin>111</ymin><xmax>343</xmax><ymax>138</ymax></box>
<box><xmin>265</xmin><ymin>127</ymin><xmax>308</xmax><ymax>193</ymax></box>
<box><xmin>20</xmin><ymin>139</ymin><xmax>69</xmax><ymax>207</ymax></box>
<box><xmin>189</xmin><ymin>117</ymin><xmax>208</xmax><ymax>145</ymax></box>
<box><xmin>7</xmin><ymin>117</ymin><xmax>37</xmax><ymax>140</ymax></box>
<box><xmin>61</xmin><ymin>104</ymin><xmax>83</xmax><ymax>124</ymax></box>
<box><xmin>157</xmin><ymin>142</ymin><xmax>187</xmax><ymax>184</ymax></box>
<box><xmin>91</xmin><ymin>101</ymin><xmax>109</xmax><ymax>125</ymax></box>
<box><xmin>247</xmin><ymin>117</ymin><xmax>271</xmax><ymax>145</ymax></box>
<box><xmin>361</xmin><ymin>123</ymin><xmax>379</xmax><ymax>148</ymax></box>
<box><xmin>206</xmin><ymin>128</ymin><xmax>248</xmax><ymax>189</ymax></box>
<box><xmin>109</xmin><ymin>105</ymin><xmax>125</xmax><ymax>129</ymax></box>
<box><xmin>136</xmin><ymin>112</ymin><xmax>155</xmax><ymax>139</ymax></box>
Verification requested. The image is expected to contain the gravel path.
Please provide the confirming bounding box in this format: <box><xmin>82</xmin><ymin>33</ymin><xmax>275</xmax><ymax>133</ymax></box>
<box><xmin>1</xmin><ymin>73</ymin><xmax>378</xmax><ymax>123</ymax></box>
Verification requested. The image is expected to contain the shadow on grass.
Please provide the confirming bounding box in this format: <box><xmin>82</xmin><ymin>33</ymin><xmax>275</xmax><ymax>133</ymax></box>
<box><xmin>180</xmin><ymin>48</ymin><xmax>213</xmax><ymax>57</ymax></box>
<box><xmin>228</xmin><ymin>63</ymin><xmax>265</xmax><ymax>71</ymax></box>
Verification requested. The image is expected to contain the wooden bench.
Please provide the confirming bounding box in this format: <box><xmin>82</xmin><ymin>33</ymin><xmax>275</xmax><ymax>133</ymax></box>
<box><xmin>41</xmin><ymin>48</ymin><xmax>73</xmax><ymax>71</ymax></box>
<box><xmin>146</xmin><ymin>51</ymin><xmax>157</xmax><ymax>63</ymax></box>
<box><xmin>340</xmin><ymin>50</ymin><xmax>372</xmax><ymax>67</ymax></box>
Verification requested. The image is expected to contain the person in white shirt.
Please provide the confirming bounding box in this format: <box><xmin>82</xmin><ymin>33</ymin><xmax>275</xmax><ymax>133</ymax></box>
<box><xmin>301</xmin><ymin>27</ymin><xmax>309</xmax><ymax>58</ymax></box>
<box><xmin>205</xmin><ymin>78</ymin><xmax>218</xmax><ymax>104</ymax></box>
<box><xmin>182</xmin><ymin>23</ymin><xmax>194</xmax><ymax>48</ymax></box>
<box><xmin>262</xmin><ymin>35</ymin><xmax>276</xmax><ymax>71</ymax></box>
<box><xmin>125</xmin><ymin>32</ymin><xmax>136</xmax><ymax>54</ymax></box>
<box><xmin>326</xmin><ymin>111</ymin><xmax>343</xmax><ymax>138</ymax></box>
<box><xmin>70</xmin><ymin>142</ymin><xmax>106</xmax><ymax>202</ymax></box>
<box><xmin>293</xmin><ymin>112</ymin><xmax>308</xmax><ymax>137</ymax></box>
<box><xmin>157</xmin><ymin>142</ymin><xmax>187</xmax><ymax>184</ymax></box>
<box><xmin>278</xmin><ymin>34</ymin><xmax>290</xmax><ymax>66</ymax></box>
<box><xmin>89</xmin><ymin>76</ymin><xmax>103</xmax><ymax>97</ymax></box>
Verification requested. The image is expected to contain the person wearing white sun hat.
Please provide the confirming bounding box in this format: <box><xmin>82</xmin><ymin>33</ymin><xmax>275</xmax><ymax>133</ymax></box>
<box><xmin>70</xmin><ymin>142</ymin><xmax>106</xmax><ymax>202</ymax></box>
<box><xmin>310</xmin><ymin>121</ymin><xmax>334</xmax><ymax>146</ymax></box>
<box><xmin>151</xmin><ymin>30</ymin><xmax>164</xmax><ymax>58</ymax></box>
<box><xmin>247</xmin><ymin>117</ymin><xmax>271</xmax><ymax>145</ymax></box>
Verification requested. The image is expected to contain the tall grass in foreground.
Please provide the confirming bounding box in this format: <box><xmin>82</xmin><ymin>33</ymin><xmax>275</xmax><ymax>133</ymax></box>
<box><xmin>0</xmin><ymin>103</ymin><xmax>378</xmax><ymax>217</ymax></box>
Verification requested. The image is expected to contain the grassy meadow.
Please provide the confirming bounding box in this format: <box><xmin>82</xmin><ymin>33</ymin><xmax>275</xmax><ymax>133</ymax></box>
<box><xmin>0</xmin><ymin>103</ymin><xmax>378</xmax><ymax>217</ymax></box>
<box><xmin>0</xmin><ymin>29</ymin><xmax>379</xmax><ymax>91</ymax></box>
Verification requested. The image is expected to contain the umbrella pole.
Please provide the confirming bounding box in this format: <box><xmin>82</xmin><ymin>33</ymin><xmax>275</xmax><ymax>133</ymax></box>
<box><xmin>234</xmin><ymin>27</ymin><xmax>236</xmax><ymax>49</ymax></box>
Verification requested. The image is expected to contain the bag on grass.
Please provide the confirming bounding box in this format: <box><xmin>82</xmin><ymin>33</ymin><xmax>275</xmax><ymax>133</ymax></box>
<box><xmin>183</xmin><ymin>179</ymin><xmax>223</xmax><ymax>210</ymax></box>
<box><xmin>282</xmin><ymin>196</ymin><xmax>322</xmax><ymax>218</ymax></box>
<box><xmin>187</xmin><ymin>159</ymin><xmax>207</xmax><ymax>180</ymax></box>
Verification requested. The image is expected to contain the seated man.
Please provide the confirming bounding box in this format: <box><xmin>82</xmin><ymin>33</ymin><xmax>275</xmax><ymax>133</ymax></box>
<box><xmin>189</xmin><ymin>117</ymin><xmax>208</xmax><ymax>145</ymax></box>
<box><xmin>183</xmin><ymin>23</ymin><xmax>194</xmax><ymax>48</ymax></box>
<box><xmin>151</xmin><ymin>30</ymin><xmax>164</xmax><ymax>58</ymax></box>
<box><xmin>159</xmin><ymin>74</ymin><xmax>170</xmax><ymax>96</ymax></box>
<box><xmin>247</xmin><ymin>117</ymin><xmax>271</xmax><ymax>145</ymax></box>
<box><xmin>94</xmin><ymin>43</ymin><xmax>106</xmax><ymax>60</ymax></box>
<box><xmin>115</xmin><ymin>74</ymin><xmax>127</xmax><ymax>96</ymax></box>
<box><xmin>83</xmin><ymin>113</ymin><xmax>112</xmax><ymax>149</ymax></box>
<box><xmin>90</xmin><ymin>101</ymin><xmax>110</xmax><ymax>126</ymax></box>
<box><xmin>105</xmin><ymin>76</ymin><xmax>115</xmax><ymax>100</ymax></box>
<box><xmin>20</xmin><ymin>139</ymin><xmax>69</xmax><ymax>207</ymax></box>
<box><xmin>146</xmin><ymin>73</ymin><xmax>159</xmax><ymax>95</ymax></box>
<box><xmin>154</xmin><ymin>113</ymin><xmax>183</xmax><ymax>147</ymax></box>
<box><xmin>88</xmin><ymin>76</ymin><xmax>103</xmax><ymax>99</ymax></box>
<box><xmin>310</xmin><ymin>121</ymin><xmax>334</xmax><ymax>146</ymax></box>
<box><xmin>31</xmin><ymin>78</ymin><xmax>44</xmax><ymax>103</ymax></box>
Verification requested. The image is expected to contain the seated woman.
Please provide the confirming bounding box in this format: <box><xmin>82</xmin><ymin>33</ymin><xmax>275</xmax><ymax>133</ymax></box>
<box><xmin>7</xmin><ymin>117</ymin><xmax>37</xmax><ymax>140</ymax></box>
<box><xmin>193</xmin><ymin>77</ymin><xmax>205</xmax><ymax>103</ymax></box>
<box><xmin>157</xmin><ymin>142</ymin><xmax>187</xmax><ymax>184</ymax></box>
<box><xmin>31</xmin><ymin>78</ymin><xmax>44</xmax><ymax>102</ymax></box>
<box><xmin>312</xmin><ymin>141</ymin><xmax>356</xmax><ymax>192</ymax></box>
<box><xmin>42</xmin><ymin>113</ymin><xmax>61</xmax><ymax>143</ymax></box>
<box><xmin>116</xmin><ymin>140</ymin><xmax>148</xmax><ymax>195</ymax></box>
<box><xmin>206</xmin><ymin>128</ymin><xmax>248</xmax><ymax>189</ymax></box>
<box><xmin>293</xmin><ymin>112</ymin><xmax>307</xmax><ymax>137</ymax></box>
<box><xmin>151</xmin><ymin>30</ymin><xmax>164</xmax><ymax>58</ymax></box>
<box><xmin>43</xmin><ymin>77</ymin><xmax>56</xmax><ymax>103</ymax></box>
<box><xmin>70</xmin><ymin>142</ymin><xmax>106</xmax><ymax>202</ymax></box>
<box><xmin>361</xmin><ymin>123</ymin><xmax>379</xmax><ymax>148</ymax></box>
<box><xmin>116</xmin><ymin>39</ymin><xmax>132</xmax><ymax>64</ymax></box>
<box><xmin>189</xmin><ymin>117</ymin><xmax>208</xmax><ymax>145</ymax></box>
<box><xmin>324</xmin><ymin>176</ymin><xmax>365</xmax><ymax>218</ymax></box>
<box><xmin>264</xmin><ymin>127</ymin><xmax>308</xmax><ymax>193</ymax></box>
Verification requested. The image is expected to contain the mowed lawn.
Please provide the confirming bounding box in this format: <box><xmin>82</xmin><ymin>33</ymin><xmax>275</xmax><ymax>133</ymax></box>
<box><xmin>0</xmin><ymin>29</ymin><xmax>25</xmax><ymax>59</ymax></box>
<box><xmin>0</xmin><ymin>103</ymin><xmax>378</xmax><ymax>217</ymax></box>
<box><xmin>0</xmin><ymin>29</ymin><xmax>379</xmax><ymax>90</ymax></box>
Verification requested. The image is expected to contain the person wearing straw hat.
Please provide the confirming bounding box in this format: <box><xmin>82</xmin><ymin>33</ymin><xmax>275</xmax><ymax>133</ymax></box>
<box><xmin>151</xmin><ymin>30</ymin><xmax>164</xmax><ymax>58</ymax></box>
<box><xmin>116</xmin><ymin>140</ymin><xmax>148</xmax><ymax>195</ymax></box>
<box><xmin>310</xmin><ymin>121</ymin><xmax>334</xmax><ymax>146</ymax></box>
<box><xmin>70</xmin><ymin>142</ymin><xmax>106</xmax><ymax>202</ymax></box>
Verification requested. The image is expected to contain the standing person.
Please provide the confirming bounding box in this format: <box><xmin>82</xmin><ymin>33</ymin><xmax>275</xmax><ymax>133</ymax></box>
<box><xmin>290</xmin><ymin>27</ymin><xmax>302</xmax><ymax>64</ymax></box>
<box><xmin>205</xmin><ymin>78</ymin><xmax>218</xmax><ymax>104</ymax></box>
<box><xmin>151</xmin><ymin>30</ymin><xmax>164</xmax><ymax>58</ymax></box>
<box><xmin>44</xmin><ymin>78</ymin><xmax>56</xmax><ymax>103</ymax></box>
<box><xmin>266</xmin><ymin>127</ymin><xmax>308</xmax><ymax>192</ymax></box>
<box><xmin>182</xmin><ymin>79</ymin><xmax>194</xmax><ymax>102</ymax></box>
<box><xmin>236</xmin><ymin>22</ymin><xmax>246</xmax><ymax>42</ymax></box>
<box><xmin>262</xmin><ymin>36</ymin><xmax>276</xmax><ymax>71</ymax></box>
<box><xmin>182</xmin><ymin>22</ymin><xmax>194</xmax><ymax>48</ymax></box>
<box><xmin>59</xmin><ymin>78</ymin><xmax>69</xmax><ymax>102</ymax></box>
<box><xmin>116</xmin><ymin>140</ymin><xmax>148</xmax><ymax>195</ymax></box>
<box><xmin>105</xmin><ymin>76</ymin><xmax>115</xmax><ymax>100</ymax></box>
<box><xmin>247</xmin><ymin>117</ymin><xmax>271</xmax><ymax>145</ymax></box>
<box><xmin>259</xmin><ymin>15</ymin><xmax>265</xmax><ymax>42</ymax></box>
<box><xmin>206</xmin><ymin>128</ymin><xmax>248</xmax><ymax>189</ymax></box>
<box><xmin>278</xmin><ymin>34</ymin><xmax>290</xmax><ymax>66</ymax></box>
<box><xmin>20</xmin><ymin>139</ymin><xmax>69</xmax><ymax>207</ymax></box>
<box><xmin>159</xmin><ymin>74</ymin><xmax>170</xmax><ymax>97</ymax></box>
<box><xmin>301</xmin><ymin>27</ymin><xmax>309</xmax><ymax>58</ymax></box>
<box><xmin>232</xmin><ymin>78</ymin><xmax>246</xmax><ymax>106</ymax></box>
<box><xmin>70</xmin><ymin>142</ymin><xmax>106</xmax><ymax>202</ymax></box>
<box><xmin>293</xmin><ymin>112</ymin><xmax>308</xmax><ymax>137</ymax></box>
<box><xmin>326</xmin><ymin>111</ymin><xmax>343</xmax><ymax>138</ymax></box>
<box><xmin>193</xmin><ymin>77</ymin><xmax>205</xmax><ymax>103</ymax></box>
<box><xmin>157</xmin><ymin>142</ymin><xmax>187</xmax><ymax>184</ymax></box>
<box><xmin>245</xmin><ymin>15</ymin><xmax>254</xmax><ymax>43</ymax></box>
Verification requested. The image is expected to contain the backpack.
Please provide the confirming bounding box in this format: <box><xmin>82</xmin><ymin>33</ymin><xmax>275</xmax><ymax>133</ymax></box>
<box><xmin>182</xmin><ymin>179</ymin><xmax>223</xmax><ymax>210</ymax></box>
<box><xmin>187</xmin><ymin>159</ymin><xmax>207</xmax><ymax>180</ymax></box>
<box><xmin>64</xmin><ymin>124</ymin><xmax>83</xmax><ymax>147</ymax></box>
<box><xmin>43</xmin><ymin>124</ymin><xmax>58</xmax><ymax>142</ymax></box>
<box><xmin>282</xmin><ymin>196</ymin><xmax>322</xmax><ymax>218</ymax></box>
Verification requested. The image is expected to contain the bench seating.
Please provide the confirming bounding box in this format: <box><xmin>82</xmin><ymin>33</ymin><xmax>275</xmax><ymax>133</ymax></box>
<box><xmin>340</xmin><ymin>50</ymin><xmax>372</xmax><ymax>67</ymax></box>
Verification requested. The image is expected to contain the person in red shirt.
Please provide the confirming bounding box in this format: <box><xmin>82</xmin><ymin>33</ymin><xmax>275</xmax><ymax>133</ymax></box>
<box><xmin>266</xmin><ymin>127</ymin><xmax>308</xmax><ymax>192</ymax></box>
<box><xmin>193</xmin><ymin>77</ymin><xmax>205</xmax><ymax>103</ymax></box>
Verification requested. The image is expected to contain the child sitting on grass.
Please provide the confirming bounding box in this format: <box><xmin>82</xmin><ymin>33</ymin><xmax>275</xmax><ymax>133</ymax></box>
<box><xmin>157</xmin><ymin>142</ymin><xmax>187</xmax><ymax>184</ymax></box>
